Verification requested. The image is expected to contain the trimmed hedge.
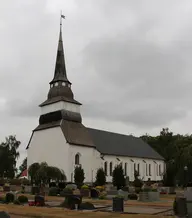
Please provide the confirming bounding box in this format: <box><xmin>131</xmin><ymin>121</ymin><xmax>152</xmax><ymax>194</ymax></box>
<box><xmin>48</xmin><ymin>187</ymin><xmax>60</xmax><ymax>196</ymax></box>
<box><xmin>5</xmin><ymin>192</ymin><xmax>15</xmax><ymax>203</ymax></box>
<box><xmin>18</xmin><ymin>195</ymin><xmax>28</xmax><ymax>203</ymax></box>
<box><xmin>128</xmin><ymin>193</ymin><xmax>138</xmax><ymax>200</ymax></box>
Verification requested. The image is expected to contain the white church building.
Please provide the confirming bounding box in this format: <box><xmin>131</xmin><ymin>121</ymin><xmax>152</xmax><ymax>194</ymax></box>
<box><xmin>27</xmin><ymin>22</ymin><xmax>165</xmax><ymax>183</ymax></box>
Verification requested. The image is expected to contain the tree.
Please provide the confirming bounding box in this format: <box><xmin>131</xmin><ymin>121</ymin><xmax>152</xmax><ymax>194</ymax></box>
<box><xmin>28</xmin><ymin>162</ymin><xmax>40</xmax><ymax>185</ymax></box>
<box><xmin>95</xmin><ymin>168</ymin><xmax>106</xmax><ymax>186</ymax></box>
<box><xmin>112</xmin><ymin>164</ymin><xmax>125</xmax><ymax>189</ymax></box>
<box><xmin>18</xmin><ymin>158</ymin><xmax>27</xmax><ymax>175</ymax></box>
<box><xmin>74</xmin><ymin>166</ymin><xmax>85</xmax><ymax>188</ymax></box>
<box><xmin>28</xmin><ymin>162</ymin><xmax>66</xmax><ymax>185</ymax></box>
<box><xmin>0</xmin><ymin>135</ymin><xmax>20</xmax><ymax>178</ymax></box>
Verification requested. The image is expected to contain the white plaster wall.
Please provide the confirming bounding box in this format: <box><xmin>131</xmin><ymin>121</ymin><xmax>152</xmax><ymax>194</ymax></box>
<box><xmin>100</xmin><ymin>155</ymin><xmax>165</xmax><ymax>182</ymax></box>
<box><xmin>27</xmin><ymin>127</ymin><xmax>71</xmax><ymax>181</ymax></box>
<box><xmin>41</xmin><ymin>101</ymin><xmax>80</xmax><ymax>115</ymax></box>
<box><xmin>68</xmin><ymin>144</ymin><xmax>165</xmax><ymax>183</ymax></box>
<box><xmin>69</xmin><ymin>145</ymin><xmax>101</xmax><ymax>183</ymax></box>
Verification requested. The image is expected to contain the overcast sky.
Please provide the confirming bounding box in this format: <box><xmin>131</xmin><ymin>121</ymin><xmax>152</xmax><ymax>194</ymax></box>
<box><xmin>1</xmin><ymin>0</ymin><xmax>192</xmax><ymax>165</ymax></box>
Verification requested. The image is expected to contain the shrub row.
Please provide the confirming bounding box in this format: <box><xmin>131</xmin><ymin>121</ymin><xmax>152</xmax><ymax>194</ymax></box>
<box><xmin>0</xmin><ymin>193</ymin><xmax>29</xmax><ymax>204</ymax></box>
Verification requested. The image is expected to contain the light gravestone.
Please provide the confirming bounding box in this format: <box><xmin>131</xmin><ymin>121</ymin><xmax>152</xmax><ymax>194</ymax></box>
<box><xmin>118</xmin><ymin>189</ymin><xmax>128</xmax><ymax>201</ymax></box>
<box><xmin>184</xmin><ymin>190</ymin><xmax>192</xmax><ymax>217</ymax></box>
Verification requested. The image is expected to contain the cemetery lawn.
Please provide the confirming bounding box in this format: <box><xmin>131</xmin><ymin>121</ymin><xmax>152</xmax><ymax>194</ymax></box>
<box><xmin>0</xmin><ymin>204</ymin><xmax>173</xmax><ymax>218</ymax></box>
<box><xmin>15</xmin><ymin>193</ymin><xmax>174</xmax><ymax>208</ymax></box>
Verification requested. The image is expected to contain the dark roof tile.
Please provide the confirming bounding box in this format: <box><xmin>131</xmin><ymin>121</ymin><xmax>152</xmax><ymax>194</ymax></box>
<box><xmin>87</xmin><ymin>128</ymin><xmax>164</xmax><ymax>160</ymax></box>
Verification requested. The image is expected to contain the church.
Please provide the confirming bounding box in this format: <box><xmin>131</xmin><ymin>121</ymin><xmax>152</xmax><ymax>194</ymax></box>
<box><xmin>26</xmin><ymin>21</ymin><xmax>165</xmax><ymax>183</ymax></box>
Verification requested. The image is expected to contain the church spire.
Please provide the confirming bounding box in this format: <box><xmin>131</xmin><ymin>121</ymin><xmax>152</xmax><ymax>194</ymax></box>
<box><xmin>50</xmin><ymin>14</ymin><xmax>70</xmax><ymax>85</ymax></box>
<box><xmin>39</xmin><ymin>14</ymin><xmax>82</xmax><ymax>107</ymax></box>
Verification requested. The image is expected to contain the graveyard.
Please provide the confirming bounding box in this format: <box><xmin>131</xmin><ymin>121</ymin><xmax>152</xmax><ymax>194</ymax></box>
<box><xmin>0</xmin><ymin>180</ymin><xmax>179</xmax><ymax>217</ymax></box>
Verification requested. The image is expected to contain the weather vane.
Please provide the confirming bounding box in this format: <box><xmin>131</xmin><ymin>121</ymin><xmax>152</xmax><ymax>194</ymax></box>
<box><xmin>60</xmin><ymin>10</ymin><xmax>65</xmax><ymax>26</ymax></box>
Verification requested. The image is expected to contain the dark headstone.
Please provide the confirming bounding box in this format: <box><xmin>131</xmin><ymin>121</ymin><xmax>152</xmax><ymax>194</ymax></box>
<box><xmin>112</xmin><ymin>197</ymin><xmax>124</xmax><ymax>212</ymax></box>
<box><xmin>34</xmin><ymin>195</ymin><xmax>45</xmax><ymax>206</ymax></box>
<box><xmin>90</xmin><ymin>189</ymin><xmax>99</xmax><ymax>198</ymax></box>
<box><xmin>0</xmin><ymin>211</ymin><xmax>10</xmax><ymax>218</ymax></box>
<box><xmin>174</xmin><ymin>197</ymin><xmax>187</xmax><ymax>217</ymax></box>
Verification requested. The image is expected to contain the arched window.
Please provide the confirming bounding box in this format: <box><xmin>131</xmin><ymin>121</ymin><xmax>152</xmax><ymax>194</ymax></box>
<box><xmin>104</xmin><ymin>161</ymin><xmax>108</xmax><ymax>176</ymax></box>
<box><xmin>124</xmin><ymin>163</ymin><xmax>127</xmax><ymax>176</ymax></box>
<box><xmin>75</xmin><ymin>153</ymin><xmax>80</xmax><ymax>165</ymax></box>
<box><xmin>149</xmin><ymin>164</ymin><xmax>151</xmax><ymax>176</ymax></box>
<box><xmin>110</xmin><ymin>162</ymin><xmax>113</xmax><ymax>176</ymax></box>
<box><xmin>137</xmin><ymin>163</ymin><xmax>140</xmax><ymax>175</ymax></box>
<box><xmin>159</xmin><ymin>164</ymin><xmax>161</xmax><ymax>175</ymax></box>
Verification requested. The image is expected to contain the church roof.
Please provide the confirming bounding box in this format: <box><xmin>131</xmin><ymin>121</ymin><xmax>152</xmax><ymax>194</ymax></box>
<box><xmin>27</xmin><ymin>120</ymin><xmax>95</xmax><ymax>149</ymax></box>
<box><xmin>87</xmin><ymin>128</ymin><xmax>164</xmax><ymax>160</ymax></box>
<box><xmin>28</xmin><ymin>121</ymin><xmax>163</xmax><ymax>160</ymax></box>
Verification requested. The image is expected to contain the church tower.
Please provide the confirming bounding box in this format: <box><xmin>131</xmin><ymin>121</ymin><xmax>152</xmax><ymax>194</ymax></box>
<box><xmin>39</xmin><ymin>21</ymin><xmax>82</xmax><ymax>123</ymax></box>
<box><xmin>27</xmin><ymin>17</ymin><xmax>94</xmax><ymax>181</ymax></box>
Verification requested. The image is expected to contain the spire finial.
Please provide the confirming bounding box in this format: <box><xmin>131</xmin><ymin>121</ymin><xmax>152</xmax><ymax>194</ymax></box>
<box><xmin>60</xmin><ymin>11</ymin><xmax>65</xmax><ymax>27</ymax></box>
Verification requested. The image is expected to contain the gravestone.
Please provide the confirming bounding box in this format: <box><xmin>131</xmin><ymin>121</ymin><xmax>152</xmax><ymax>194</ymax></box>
<box><xmin>0</xmin><ymin>211</ymin><xmax>10</xmax><ymax>218</ymax></box>
<box><xmin>90</xmin><ymin>189</ymin><xmax>99</xmax><ymax>198</ymax></box>
<box><xmin>66</xmin><ymin>184</ymin><xmax>77</xmax><ymax>190</ymax></box>
<box><xmin>174</xmin><ymin>197</ymin><xmax>187</xmax><ymax>217</ymax></box>
<box><xmin>118</xmin><ymin>189</ymin><xmax>128</xmax><ymax>201</ymax></box>
<box><xmin>184</xmin><ymin>190</ymin><xmax>192</xmax><ymax>217</ymax></box>
<box><xmin>128</xmin><ymin>186</ymin><xmax>135</xmax><ymax>194</ymax></box>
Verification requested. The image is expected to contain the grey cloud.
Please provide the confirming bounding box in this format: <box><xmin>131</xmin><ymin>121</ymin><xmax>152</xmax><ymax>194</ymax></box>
<box><xmin>1</xmin><ymin>0</ymin><xmax>192</xmax><ymax>144</ymax></box>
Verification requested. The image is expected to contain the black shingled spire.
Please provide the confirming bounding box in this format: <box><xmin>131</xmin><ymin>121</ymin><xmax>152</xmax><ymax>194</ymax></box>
<box><xmin>50</xmin><ymin>24</ymin><xmax>70</xmax><ymax>84</ymax></box>
<box><xmin>39</xmin><ymin>18</ymin><xmax>81</xmax><ymax>107</ymax></box>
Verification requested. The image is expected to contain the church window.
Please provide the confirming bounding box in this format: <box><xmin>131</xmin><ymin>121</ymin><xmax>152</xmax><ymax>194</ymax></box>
<box><xmin>62</xmin><ymin>82</ymin><xmax>65</xmax><ymax>86</ymax></box>
<box><xmin>75</xmin><ymin>153</ymin><xmax>80</xmax><ymax>165</ymax></box>
<box><xmin>110</xmin><ymin>162</ymin><xmax>113</xmax><ymax>176</ymax></box>
<box><xmin>159</xmin><ymin>164</ymin><xmax>161</xmax><ymax>175</ymax></box>
<box><xmin>156</xmin><ymin>164</ymin><xmax>158</xmax><ymax>176</ymax></box>
<box><xmin>104</xmin><ymin>161</ymin><xmax>108</xmax><ymax>176</ymax></box>
<box><xmin>137</xmin><ymin>163</ymin><xmax>140</xmax><ymax>175</ymax></box>
<box><xmin>124</xmin><ymin>163</ymin><xmax>127</xmax><ymax>176</ymax></box>
<box><xmin>55</xmin><ymin>82</ymin><xmax>59</xmax><ymax>86</ymax></box>
<box><xmin>149</xmin><ymin>164</ymin><xmax>151</xmax><ymax>176</ymax></box>
<box><xmin>146</xmin><ymin>164</ymin><xmax>148</xmax><ymax>176</ymax></box>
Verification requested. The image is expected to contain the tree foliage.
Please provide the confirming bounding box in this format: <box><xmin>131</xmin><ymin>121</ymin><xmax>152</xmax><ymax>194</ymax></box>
<box><xmin>112</xmin><ymin>164</ymin><xmax>125</xmax><ymax>189</ymax></box>
<box><xmin>74</xmin><ymin>166</ymin><xmax>85</xmax><ymax>188</ymax></box>
<box><xmin>28</xmin><ymin>162</ymin><xmax>66</xmax><ymax>185</ymax></box>
<box><xmin>0</xmin><ymin>135</ymin><xmax>20</xmax><ymax>178</ymax></box>
<box><xmin>18</xmin><ymin>158</ymin><xmax>27</xmax><ymax>175</ymax></box>
<box><xmin>95</xmin><ymin>168</ymin><xmax>106</xmax><ymax>186</ymax></box>
<box><xmin>141</xmin><ymin>127</ymin><xmax>192</xmax><ymax>185</ymax></box>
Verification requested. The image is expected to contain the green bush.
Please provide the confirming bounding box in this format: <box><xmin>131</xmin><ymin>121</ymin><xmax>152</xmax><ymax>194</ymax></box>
<box><xmin>14</xmin><ymin>199</ymin><xmax>21</xmax><ymax>205</ymax></box>
<box><xmin>18</xmin><ymin>195</ymin><xmax>28</xmax><ymax>203</ymax></box>
<box><xmin>81</xmin><ymin>184</ymin><xmax>89</xmax><ymax>189</ymax></box>
<box><xmin>9</xmin><ymin>179</ymin><xmax>21</xmax><ymax>186</ymax></box>
<box><xmin>5</xmin><ymin>192</ymin><xmax>15</xmax><ymax>203</ymax></box>
<box><xmin>99</xmin><ymin>195</ymin><xmax>106</xmax><ymax>200</ymax></box>
<box><xmin>60</xmin><ymin>187</ymin><xmax>73</xmax><ymax>197</ymax></box>
<box><xmin>151</xmin><ymin>188</ymin><xmax>158</xmax><ymax>192</ymax></box>
<box><xmin>142</xmin><ymin>187</ymin><xmax>151</xmax><ymax>192</ymax></box>
<box><xmin>48</xmin><ymin>187</ymin><xmax>59</xmax><ymax>196</ymax></box>
<box><xmin>21</xmin><ymin>178</ymin><xmax>30</xmax><ymax>186</ymax></box>
<box><xmin>128</xmin><ymin>193</ymin><xmax>138</xmax><ymax>200</ymax></box>
<box><xmin>0</xmin><ymin>196</ymin><xmax>5</xmax><ymax>203</ymax></box>
<box><xmin>79</xmin><ymin>202</ymin><xmax>95</xmax><ymax>210</ymax></box>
